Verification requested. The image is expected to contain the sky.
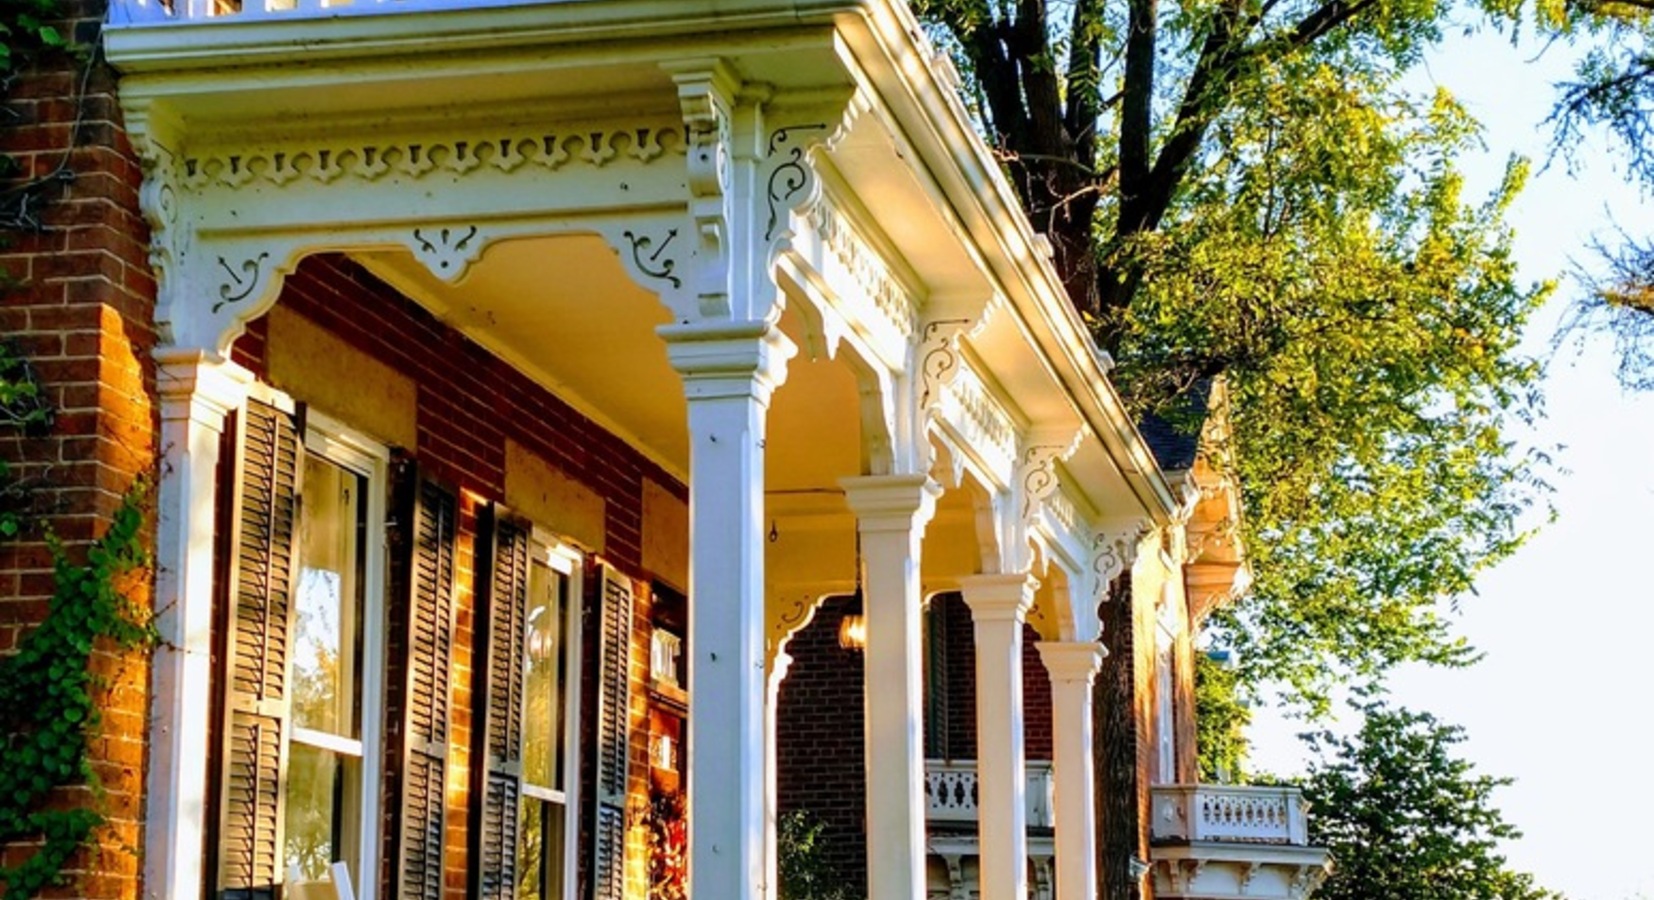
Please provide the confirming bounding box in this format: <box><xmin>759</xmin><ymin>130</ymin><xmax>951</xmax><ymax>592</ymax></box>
<box><xmin>1247</xmin><ymin>23</ymin><xmax>1654</xmax><ymax>900</ymax></box>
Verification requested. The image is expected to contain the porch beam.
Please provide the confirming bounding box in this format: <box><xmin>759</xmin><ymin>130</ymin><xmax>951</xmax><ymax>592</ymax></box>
<box><xmin>960</xmin><ymin>572</ymin><xmax>1039</xmax><ymax>900</ymax></box>
<box><xmin>1036</xmin><ymin>641</ymin><xmax>1106</xmax><ymax>900</ymax></box>
<box><xmin>146</xmin><ymin>350</ymin><xmax>252</xmax><ymax>900</ymax></box>
<box><xmin>841</xmin><ymin>474</ymin><xmax>941</xmax><ymax>900</ymax></box>
<box><xmin>663</xmin><ymin>320</ymin><xmax>793</xmax><ymax>900</ymax></box>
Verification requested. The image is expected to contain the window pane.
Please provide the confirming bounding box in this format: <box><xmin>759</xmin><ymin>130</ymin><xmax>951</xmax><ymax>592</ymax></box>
<box><xmin>285</xmin><ymin>743</ymin><xmax>344</xmax><ymax>883</ymax></box>
<box><xmin>293</xmin><ymin>456</ymin><xmax>365</xmax><ymax>739</ymax></box>
<box><xmin>522</xmin><ymin>560</ymin><xmax>566</xmax><ymax>791</ymax></box>
<box><xmin>516</xmin><ymin>798</ymin><xmax>566</xmax><ymax>900</ymax></box>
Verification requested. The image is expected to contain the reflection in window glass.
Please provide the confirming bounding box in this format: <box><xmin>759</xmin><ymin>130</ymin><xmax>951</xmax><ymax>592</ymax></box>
<box><xmin>285</xmin><ymin>742</ymin><xmax>343</xmax><ymax>881</ymax></box>
<box><xmin>522</xmin><ymin>559</ymin><xmax>565</xmax><ymax>791</ymax></box>
<box><xmin>519</xmin><ymin>554</ymin><xmax>570</xmax><ymax>900</ymax></box>
<box><xmin>286</xmin><ymin>453</ymin><xmax>366</xmax><ymax>887</ymax></box>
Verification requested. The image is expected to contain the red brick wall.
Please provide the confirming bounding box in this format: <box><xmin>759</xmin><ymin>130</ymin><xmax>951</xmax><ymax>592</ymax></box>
<box><xmin>923</xmin><ymin>593</ymin><xmax>1052</xmax><ymax>762</ymax></box>
<box><xmin>230</xmin><ymin>252</ymin><xmax>686</xmax><ymax>900</ymax></box>
<box><xmin>775</xmin><ymin>595</ymin><xmax>868</xmax><ymax>892</ymax></box>
<box><xmin>0</xmin><ymin>2</ymin><xmax>156</xmax><ymax>896</ymax></box>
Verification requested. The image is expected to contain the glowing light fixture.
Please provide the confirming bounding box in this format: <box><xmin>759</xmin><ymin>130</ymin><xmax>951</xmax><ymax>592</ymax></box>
<box><xmin>838</xmin><ymin>613</ymin><xmax>868</xmax><ymax>650</ymax></box>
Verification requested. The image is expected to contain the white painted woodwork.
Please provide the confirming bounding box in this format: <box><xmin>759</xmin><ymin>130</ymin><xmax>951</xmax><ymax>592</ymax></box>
<box><xmin>664</xmin><ymin>322</ymin><xmax>793</xmax><ymax>900</ymax></box>
<box><xmin>1151</xmin><ymin>784</ymin><xmax>1310</xmax><ymax>845</ymax></box>
<box><xmin>959</xmin><ymin>573</ymin><xmax>1038</xmax><ymax>900</ymax></box>
<box><xmin>1036</xmin><ymin>642</ymin><xmax>1105</xmax><ymax>900</ymax></box>
<box><xmin>1149</xmin><ymin>784</ymin><xmax>1331</xmax><ymax>900</ymax></box>
<box><xmin>923</xmin><ymin>759</ymin><xmax>1055</xmax><ymax>829</ymax></box>
<box><xmin>841</xmin><ymin>474</ymin><xmax>939</xmax><ymax>900</ymax></box>
<box><xmin>147</xmin><ymin>352</ymin><xmax>252</xmax><ymax>900</ymax></box>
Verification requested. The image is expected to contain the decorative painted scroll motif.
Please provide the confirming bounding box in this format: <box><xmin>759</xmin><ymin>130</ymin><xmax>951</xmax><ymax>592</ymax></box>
<box><xmin>1017</xmin><ymin>443</ymin><xmax>1068</xmax><ymax>523</ymax></box>
<box><xmin>623</xmin><ymin>228</ymin><xmax>683</xmax><ymax>290</ymax></box>
<box><xmin>765</xmin><ymin>124</ymin><xmax>827</xmax><ymax>239</ymax></box>
<box><xmin>1093</xmin><ymin>523</ymin><xmax>1151</xmax><ymax>600</ymax></box>
<box><xmin>213</xmin><ymin>252</ymin><xmax>270</xmax><ymax>313</ymax></box>
<box><xmin>918</xmin><ymin>319</ymin><xmax>970</xmax><ymax>412</ymax></box>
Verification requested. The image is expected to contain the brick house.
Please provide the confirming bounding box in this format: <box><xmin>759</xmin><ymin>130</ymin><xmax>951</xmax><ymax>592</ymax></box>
<box><xmin>0</xmin><ymin>3</ymin><xmax>1326</xmax><ymax>900</ymax></box>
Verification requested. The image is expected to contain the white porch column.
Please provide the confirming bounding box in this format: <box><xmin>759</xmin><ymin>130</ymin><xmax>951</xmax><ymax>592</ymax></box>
<box><xmin>960</xmin><ymin>573</ymin><xmax>1039</xmax><ymax>900</ymax></box>
<box><xmin>841</xmin><ymin>474</ymin><xmax>940</xmax><ymax>900</ymax></box>
<box><xmin>664</xmin><ymin>321</ymin><xmax>793</xmax><ymax>900</ymax></box>
<box><xmin>1036</xmin><ymin>641</ymin><xmax>1106</xmax><ymax>900</ymax></box>
<box><xmin>146</xmin><ymin>350</ymin><xmax>251</xmax><ymax>900</ymax></box>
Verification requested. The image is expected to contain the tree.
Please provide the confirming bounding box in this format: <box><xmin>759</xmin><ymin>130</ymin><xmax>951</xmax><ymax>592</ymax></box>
<box><xmin>1546</xmin><ymin>0</ymin><xmax>1654</xmax><ymax>387</ymax></box>
<box><xmin>1194</xmin><ymin>651</ymin><xmax>1251</xmax><ymax>782</ymax></box>
<box><xmin>1301</xmin><ymin>700</ymin><xmax>1565</xmax><ymax>900</ymax></box>
<box><xmin>910</xmin><ymin>9</ymin><xmax>1549</xmax><ymax>895</ymax></box>
<box><xmin>912</xmin><ymin>0</ymin><xmax>1549</xmax><ymax>709</ymax></box>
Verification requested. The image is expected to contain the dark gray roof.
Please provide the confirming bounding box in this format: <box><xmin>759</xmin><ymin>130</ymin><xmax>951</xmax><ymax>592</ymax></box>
<box><xmin>1135</xmin><ymin>380</ymin><xmax>1213</xmax><ymax>472</ymax></box>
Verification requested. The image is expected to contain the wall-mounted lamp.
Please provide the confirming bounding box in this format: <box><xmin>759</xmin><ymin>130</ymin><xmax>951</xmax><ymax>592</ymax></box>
<box><xmin>1128</xmin><ymin>856</ymin><xmax>1153</xmax><ymax>881</ymax></box>
<box><xmin>838</xmin><ymin>613</ymin><xmax>867</xmax><ymax>650</ymax></box>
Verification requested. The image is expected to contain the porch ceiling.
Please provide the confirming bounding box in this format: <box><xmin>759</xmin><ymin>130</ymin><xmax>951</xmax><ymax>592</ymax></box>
<box><xmin>359</xmin><ymin>233</ymin><xmax>867</xmax><ymax>493</ymax></box>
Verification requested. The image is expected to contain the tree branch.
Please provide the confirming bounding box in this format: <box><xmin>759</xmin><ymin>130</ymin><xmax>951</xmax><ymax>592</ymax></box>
<box><xmin>1118</xmin><ymin>0</ymin><xmax>1158</xmax><ymax>197</ymax></box>
<box><xmin>1064</xmin><ymin>0</ymin><xmax>1106</xmax><ymax>171</ymax></box>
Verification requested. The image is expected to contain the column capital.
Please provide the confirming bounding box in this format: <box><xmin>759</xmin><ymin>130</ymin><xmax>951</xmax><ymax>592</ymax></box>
<box><xmin>155</xmin><ymin>348</ymin><xmax>252</xmax><ymax>427</ymax></box>
<box><xmin>840</xmin><ymin>474</ymin><xmax>941</xmax><ymax>534</ymax></box>
<box><xmin>959</xmin><ymin>572</ymin><xmax>1038</xmax><ymax>624</ymax></box>
<box><xmin>660</xmin><ymin>319</ymin><xmax>796</xmax><ymax>404</ymax></box>
<box><xmin>1036</xmin><ymin>641</ymin><xmax>1106</xmax><ymax>684</ymax></box>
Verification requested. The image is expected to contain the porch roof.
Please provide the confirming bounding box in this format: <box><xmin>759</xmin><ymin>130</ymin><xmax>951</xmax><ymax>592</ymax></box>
<box><xmin>107</xmin><ymin>0</ymin><xmax>1181</xmax><ymax>532</ymax></box>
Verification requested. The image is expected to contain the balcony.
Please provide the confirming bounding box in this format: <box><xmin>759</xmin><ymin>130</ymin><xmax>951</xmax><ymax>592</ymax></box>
<box><xmin>924</xmin><ymin>759</ymin><xmax>1055</xmax><ymax>830</ymax></box>
<box><xmin>110</xmin><ymin>0</ymin><xmax>548</xmax><ymax>24</ymax></box>
<box><xmin>1150</xmin><ymin>784</ymin><xmax>1331</xmax><ymax>900</ymax></box>
<box><xmin>924</xmin><ymin>760</ymin><xmax>1057</xmax><ymax>900</ymax></box>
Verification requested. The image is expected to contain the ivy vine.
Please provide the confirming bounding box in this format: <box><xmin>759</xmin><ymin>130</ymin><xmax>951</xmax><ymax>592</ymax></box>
<box><xmin>0</xmin><ymin>476</ymin><xmax>152</xmax><ymax>899</ymax></box>
<box><xmin>2</xmin><ymin>2</ymin><xmax>157</xmax><ymax>897</ymax></box>
<box><xmin>0</xmin><ymin>345</ymin><xmax>154</xmax><ymax>900</ymax></box>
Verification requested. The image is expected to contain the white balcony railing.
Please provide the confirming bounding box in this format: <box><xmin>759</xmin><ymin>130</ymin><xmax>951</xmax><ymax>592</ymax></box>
<box><xmin>110</xmin><ymin>0</ymin><xmax>552</xmax><ymax>25</ymax></box>
<box><xmin>1150</xmin><ymin>784</ymin><xmax>1310</xmax><ymax>845</ymax></box>
<box><xmin>925</xmin><ymin>760</ymin><xmax>1055</xmax><ymax>830</ymax></box>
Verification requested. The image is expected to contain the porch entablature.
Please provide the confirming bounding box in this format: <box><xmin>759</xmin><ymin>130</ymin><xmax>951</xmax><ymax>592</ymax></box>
<box><xmin>108</xmin><ymin>0</ymin><xmax>1179</xmax><ymax>516</ymax></box>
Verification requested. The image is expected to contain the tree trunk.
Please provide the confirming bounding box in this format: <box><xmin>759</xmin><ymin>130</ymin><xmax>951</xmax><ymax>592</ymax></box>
<box><xmin>1094</xmin><ymin>576</ymin><xmax>1143</xmax><ymax>900</ymax></box>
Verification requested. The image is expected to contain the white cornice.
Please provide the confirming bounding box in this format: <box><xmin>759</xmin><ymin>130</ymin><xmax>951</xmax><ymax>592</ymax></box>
<box><xmin>105</xmin><ymin>0</ymin><xmax>1180</xmax><ymax>522</ymax></box>
<box><xmin>835</xmin><ymin>2</ymin><xmax>1179</xmax><ymax>523</ymax></box>
<box><xmin>109</xmin><ymin>1</ymin><xmax>859</xmax><ymax>70</ymax></box>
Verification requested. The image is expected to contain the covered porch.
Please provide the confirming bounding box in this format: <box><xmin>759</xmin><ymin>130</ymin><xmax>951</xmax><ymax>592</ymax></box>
<box><xmin>108</xmin><ymin>3</ymin><xmax>1180</xmax><ymax>900</ymax></box>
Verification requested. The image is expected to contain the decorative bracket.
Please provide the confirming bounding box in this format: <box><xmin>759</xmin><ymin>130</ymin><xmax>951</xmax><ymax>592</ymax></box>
<box><xmin>917</xmin><ymin>318</ymin><xmax>970</xmax><ymax>413</ymax></box>
<box><xmin>408</xmin><ymin>224</ymin><xmax>486</xmax><ymax>282</ymax></box>
<box><xmin>764</xmin><ymin>123</ymin><xmax>828</xmax><ymax>240</ymax></box>
<box><xmin>1092</xmin><ymin>521</ymin><xmax>1152</xmax><ymax>602</ymax></box>
<box><xmin>757</xmin><ymin>90</ymin><xmax>866</xmax><ymax>251</ymax></box>
<box><xmin>670</xmin><ymin>62</ymin><xmax>739</xmax><ymax>319</ymax></box>
<box><xmin>1015</xmin><ymin>430</ymin><xmax>1082</xmax><ymax>524</ymax></box>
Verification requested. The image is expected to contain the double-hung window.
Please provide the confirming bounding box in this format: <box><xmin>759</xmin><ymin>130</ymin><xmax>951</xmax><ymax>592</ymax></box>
<box><xmin>473</xmin><ymin>514</ymin><xmax>587</xmax><ymax>900</ymax></box>
<box><xmin>212</xmin><ymin>397</ymin><xmax>387</xmax><ymax>900</ymax></box>
<box><xmin>517</xmin><ymin>539</ymin><xmax>581</xmax><ymax>900</ymax></box>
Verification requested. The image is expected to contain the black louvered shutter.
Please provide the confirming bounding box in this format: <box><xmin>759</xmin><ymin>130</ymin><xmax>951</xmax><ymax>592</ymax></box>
<box><xmin>591</xmin><ymin>563</ymin><xmax>633</xmax><ymax>900</ymax></box>
<box><xmin>471</xmin><ymin>506</ymin><xmax>530</xmax><ymax>900</ymax></box>
<box><xmin>384</xmin><ymin>461</ymin><xmax>458</xmax><ymax>900</ymax></box>
<box><xmin>216</xmin><ymin>396</ymin><xmax>304</xmax><ymax>900</ymax></box>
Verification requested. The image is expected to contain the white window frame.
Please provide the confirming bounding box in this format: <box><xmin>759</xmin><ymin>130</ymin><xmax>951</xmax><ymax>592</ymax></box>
<box><xmin>296</xmin><ymin>409</ymin><xmax>390</xmax><ymax>900</ymax></box>
<box><xmin>523</xmin><ymin>531</ymin><xmax>585</xmax><ymax>900</ymax></box>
